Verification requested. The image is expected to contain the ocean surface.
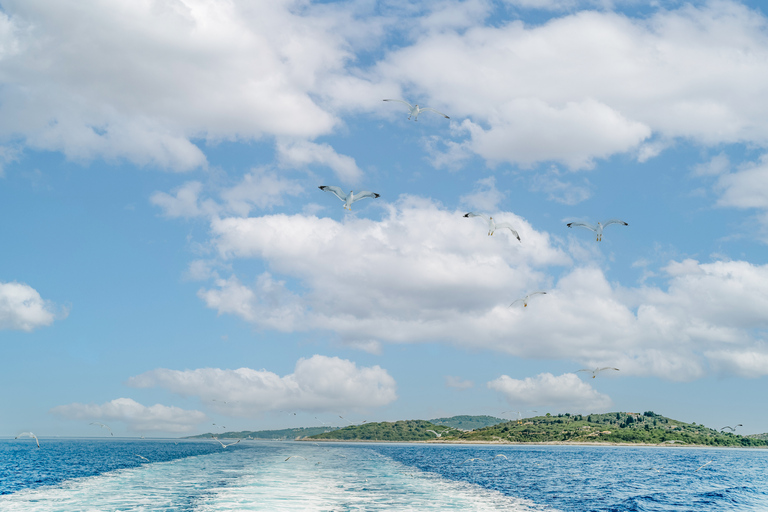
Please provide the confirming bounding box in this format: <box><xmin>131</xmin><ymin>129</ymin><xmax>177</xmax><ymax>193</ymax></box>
<box><xmin>1</xmin><ymin>438</ymin><xmax>767</xmax><ymax>511</ymax></box>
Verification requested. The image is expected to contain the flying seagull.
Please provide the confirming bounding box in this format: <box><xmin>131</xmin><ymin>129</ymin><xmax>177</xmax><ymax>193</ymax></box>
<box><xmin>319</xmin><ymin>186</ymin><xmax>380</xmax><ymax>210</ymax></box>
<box><xmin>720</xmin><ymin>424</ymin><xmax>743</xmax><ymax>432</ymax></box>
<box><xmin>461</xmin><ymin>457</ymin><xmax>486</xmax><ymax>464</ymax></box>
<box><xmin>212</xmin><ymin>437</ymin><xmax>241</xmax><ymax>448</ymax></box>
<box><xmin>136</xmin><ymin>454</ymin><xmax>150</xmax><ymax>462</ymax></box>
<box><xmin>90</xmin><ymin>422</ymin><xmax>113</xmax><ymax>436</ymax></box>
<box><xmin>577</xmin><ymin>367</ymin><xmax>620</xmax><ymax>378</ymax></box>
<box><xmin>464</xmin><ymin>212</ymin><xmax>520</xmax><ymax>241</ymax></box>
<box><xmin>695</xmin><ymin>460</ymin><xmax>713</xmax><ymax>472</ymax></box>
<box><xmin>15</xmin><ymin>432</ymin><xmax>40</xmax><ymax>448</ymax></box>
<box><xmin>509</xmin><ymin>292</ymin><xmax>547</xmax><ymax>308</ymax></box>
<box><xmin>383</xmin><ymin>99</ymin><xmax>450</xmax><ymax>121</ymax></box>
<box><xmin>566</xmin><ymin>219</ymin><xmax>628</xmax><ymax>241</ymax></box>
<box><xmin>285</xmin><ymin>455</ymin><xmax>308</xmax><ymax>461</ymax></box>
<box><xmin>426</xmin><ymin>429</ymin><xmax>449</xmax><ymax>438</ymax></box>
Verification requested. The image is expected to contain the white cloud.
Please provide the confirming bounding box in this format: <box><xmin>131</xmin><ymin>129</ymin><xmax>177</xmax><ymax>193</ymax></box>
<box><xmin>0</xmin><ymin>281</ymin><xmax>63</xmax><ymax>331</ymax></box>
<box><xmin>220</xmin><ymin>169</ymin><xmax>305</xmax><ymax>216</ymax></box>
<box><xmin>190</xmin><ymin>196</ymin><xmax>768</xmax><ymax>380</ymax></box>
<box><xmin>150</xmin><ymin>181</ymin><xmax>212</xmax><ymax>218</ymax></box>
<box><xmin>459</xmin><ymin>176</ymin><xmax>506</xmax><ymax>212</ymax></box>
<box><xmin>0</xmin><ymin>0</ymin><xmax>370</xmax><ymax>170</ymax></box>
<box><xmin>445</xmin><ymin>375</ymin><xmax>474</xmax><ymax>389</ymax></box>
<box><xmin>276</xmin><ymin>139</ymin><xmax>362</xmax><ymax>184</ymax></box>
<box><xmin>151</xmin><ymin>170</ymin><xmax>304</xmax><ymax>219</ymax></box>
<box><xmin>373</xmin><ymin>2</ymin><xmax>768</xmax><ymax>168</ymax></box>
<box><xmin>50</xmin><ymin>398</ymin><xmax>207</xmax><ymax>433</ymax></box>
<box><xmin>127</xmin><ymin>355</ymin><xmax>397</xmax><ymax>415</ymax></box>
<box><xmin>715</xmin><ymin>154</ymin><xmax>768</xmax><ymax>209</ymax></box>
<box><xmin>488</xmin><ymin>372</ymin><xmax>613</xmax><ymax>412</ymax></box>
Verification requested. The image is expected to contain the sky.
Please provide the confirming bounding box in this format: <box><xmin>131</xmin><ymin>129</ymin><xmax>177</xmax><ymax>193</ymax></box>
<box><xmin>2</xmin><ymin>0</ymin><xmax>768</xmax><ymax>438</ymax></box>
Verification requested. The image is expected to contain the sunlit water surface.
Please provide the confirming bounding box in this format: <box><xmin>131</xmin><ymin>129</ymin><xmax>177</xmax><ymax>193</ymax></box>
<box><xmin>1</xmin><ymin>439</ymin><xmax>767</xmax><ymax>511</ymax></box>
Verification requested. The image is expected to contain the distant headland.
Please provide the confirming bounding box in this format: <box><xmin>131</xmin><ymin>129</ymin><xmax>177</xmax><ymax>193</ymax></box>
<box><xmin>187</xmin><ymin>412</ymin><xmax>768</xmax><ymax>447</ymax></box>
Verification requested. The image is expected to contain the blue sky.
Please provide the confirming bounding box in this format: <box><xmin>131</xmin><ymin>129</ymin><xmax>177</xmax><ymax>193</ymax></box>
<box><xmin>2</xmin><ymin>0</ymin><xmax>768</xmax><ymax>437</ymax></box>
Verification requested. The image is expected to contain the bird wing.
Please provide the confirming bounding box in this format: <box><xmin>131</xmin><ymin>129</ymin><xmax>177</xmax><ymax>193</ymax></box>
<box><xmin>575</xmin><ymin>369</ymin><xmax>594</xmax><ymax>373</ymax></box>
<box><xmin>350</xmin><ymin>190</ymin><xmax>380</xmax><ymax>203</ymax></box>
<box><xmin>509</xmin><ymin>298</ymin><xmax>525</xmax><ymax>308</ymax></box>
<box><xmin>602</xmin><ymin>219</ymin><xmax>628</xmax><ymax>228</ymax></box>
<box><xmin>492</xmin><ymin>222</ymin><xmax>521</xmax><ymax>241</ymax></box>
<box><xmin>383</xmin><ymin>99</ymin><xmax>413</xmax><ymax>108</ymax></box>
<box><xmin>419</xmin><ymin>107</ymin><xmax>450</xmax><ymax>118</ymax></box>
<box><xmin>597</xmin><ymin>367</ymin><xmax>620</xmax><ymax>372</ymax></box>
<box><xmin>319</xmin><ymin>186</ymin><xmax>348</xmax><ymax>202</ymax></box>
<box><xmin>567</xmin><ymin>222</ymin><xmax>598</xmax><ymax>232</ymax></box>
<box><xmin>224</xmin><ymin>439</ymin><xmax>241</xmax><ymax>447</ymax></box>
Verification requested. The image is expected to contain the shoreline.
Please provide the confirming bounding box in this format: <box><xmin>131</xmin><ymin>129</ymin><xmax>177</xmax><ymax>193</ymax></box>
<box><xmin>301</xmin><ymin>438</ymin><xmax>768</xmax><ymax>449</ymax></box>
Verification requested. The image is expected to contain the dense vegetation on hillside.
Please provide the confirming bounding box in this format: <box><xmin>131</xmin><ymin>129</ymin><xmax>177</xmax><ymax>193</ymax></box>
<box><xmin>310</xmin><ymin>420</ymin><xmax>457</xmax><ymax>441</ymax></box>
<box><xmin>187</xmin><ymin>426</ymin><xmax>339</xmax><ymax>440</ymax></box>
<box><xmin>428</xmin><ymin>415</ymin><xmax>506</xmax><ymax>430</ymax></box>
<box><xmin>308</xmin><ymin>412</ymin><xmax>768</xmax><ymax>447</ymax></box>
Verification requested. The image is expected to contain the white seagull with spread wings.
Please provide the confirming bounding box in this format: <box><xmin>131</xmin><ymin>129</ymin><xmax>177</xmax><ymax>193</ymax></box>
<box><xmin>577</xmin><ymin>367</ymin><xmax>620</xmax><ymax>378</ymax></box>
<box><xmin>15</xmin><ymin>432</ymin><xmax>40</xmax><ymax>448</ymax></box>
<box><xmin>566</xmin><ymin>219</ymin><xmax>628</xmax><ymax>241</ymax></box>
<box><xmin>212</xmin><ymin>437</ymin><xmax>241</xmax><ymax>448</ymax></box>
<box><xmin>464</xmin><ymin>213</ymin><xmax>520</xmax><ymax>241</ymax></box>
<box><xmin>383</xmin><ymin>99</ymin><xmax>450</xmax><ymax>121</ymax></box>
<box><xmin>319</xmin><ymin>186</ymin><xmax>380</xmax><ymax>210</ymax></box>
<box><xmin>509</xmin><ymin>292</ymin><xmax>547</xmax><ymax>308</ymax></box>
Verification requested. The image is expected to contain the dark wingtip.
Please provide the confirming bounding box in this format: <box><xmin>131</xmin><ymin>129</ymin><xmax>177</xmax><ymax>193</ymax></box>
<box><xmin>445</xmin><ymin>115</ymin><xmax>450</xmax><ymax>119</ymax></box>
<box><xmin>318</xmin><ymin>186</ymin><xmax>326</xmax><ymax>190</ymax></box>
<box><xmin>463</xmin><ymin>213</ymin><xmax>470</xmax><ymax>217</ymax></box>
<box><xmin>374</xmin><ymin>193</ymin><xmax>381</xmax><ymax>198</ymax></box>
<box><xmin>566</xmin><ymin>223</ymin><xmax>573</xmax><ymax>227</ymax></box>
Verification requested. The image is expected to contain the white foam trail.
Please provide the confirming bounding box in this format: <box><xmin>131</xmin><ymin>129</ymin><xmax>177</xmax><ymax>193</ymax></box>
<box><xmin>0</xmin><ymin>444</ymin><xmax>555</xmax><ymax>512</ymax></box>
<box><xmin>194</xmin><ymin>445</ymin><xmax>552</xmax><ymax>512</ymax></box>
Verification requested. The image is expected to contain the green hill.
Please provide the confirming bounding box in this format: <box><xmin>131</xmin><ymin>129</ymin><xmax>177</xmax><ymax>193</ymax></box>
<box><xmin>428</xmin><ymin>415</ymin><xmax>506</xmax><ymax>430</ymax></box>
<box><xmin>307</xmin><ymin>411</ymin><xmax>768</xmax><ymax>446</ymax></box>
<box><xmin>453</xmin><ymin>411</ymin><xmax>768</xmax><ymax>446</ymax></box>
<box><xmin>310</xmin><ymin>420</ymin><xmax>458</xmax><ymax>442</ymax></box>
<box><xmin>186</xmin><ymin>426</ymin><xmax>339</xmax><ymax>440</ymax></box>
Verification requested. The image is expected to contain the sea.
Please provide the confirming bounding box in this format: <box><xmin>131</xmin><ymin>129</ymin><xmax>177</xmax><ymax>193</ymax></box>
<box><xmin>1</xmin><ymin>438</ymin><xmax>767</xmax><ymax>511</ymax></box>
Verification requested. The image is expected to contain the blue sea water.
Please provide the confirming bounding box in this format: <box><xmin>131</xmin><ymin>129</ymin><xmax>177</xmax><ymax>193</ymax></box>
<box><xmin>1</xmin><ymin>439</ymin><xmax>767</xmax><ymax>511</ymax></box>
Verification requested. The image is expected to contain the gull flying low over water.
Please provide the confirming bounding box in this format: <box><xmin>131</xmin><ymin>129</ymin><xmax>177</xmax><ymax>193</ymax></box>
<box><xmin>577</xmin><ymin>367</ymin><xmax>620</xmax><ymax>379</ymax></box>
<box><xmin>509</xmin><ymin>292</ymin><xmax>547</xmax><ymax>308</ymax></box>
<box><xmin>90</xmin><ymin>422</ymin><xmax>113</xmax><ymax>436</ymax></box>
<box><xmin>319</xmin><ymin>186</ymin><xmax>380</xmax><ymax>210</ymax></box>
<box><xmin>426</xmin><ymin>429</ymin><xmax>449</xmax><ymax>438</ymax></box>
<box><xmin>383</xmin><ymin>99</ymin><xmax>450</xmax><ymax>121</ymax></box>
<box><xmin>15</xmin><ymin>432</ymin><xmax>40</xmax><ymax>448</ymax></box>
<box><xmin>566</xmin><ymin>219</ymin><xmax>628</xmax><ymax>241</ymax></box>
<box><xmin>285</xmin><ymin>455</ymin><xmax>308</xmax><ymax>461</ymax></box>
<box><xmin>464</xmin><ymin>212</ymin><xmax>520</xmax><ymax>241</ymax></box>
<box><xmin>212</xmin><ymin>437</ymin><xmax>241</xmax><ymax>448</ymax></box>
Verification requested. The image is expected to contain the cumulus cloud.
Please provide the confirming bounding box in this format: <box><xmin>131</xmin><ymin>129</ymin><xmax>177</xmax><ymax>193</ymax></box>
<box><xmin>151</xmin><ymin>170</ymin><xmax>304</xmax><ymax>219</ymax></box>
<box><xmin>488</xmin><ymin>372</ymin><xmax>613</xmax><ymax>412</ymax></box>
<box><xmin>127</xmin><ymin>355</ymin><xmax>397</xmax><ymax>415</ymax></box>
<box><xmin>715</xmin><ymin>154</ymin><xmax>768</xmax><ymax>210</ymax></box>
<box><xmin>51</xmin><ymin>398</ymin><xmax>207</xmax><ymax>433</ymax></box>
<box><xmin>276</xmin><ymin>140</ymin><xmax>362</xmax><ymax>184</ymax></box>
<box><xmin>0</xmin><ymin>0</ymin><xmax>372</xmax><ymax>170</ymax></box>
<box><xmin>374</xmin><ymin>2</ymin><xmax>768</xmax><ymax>168</ymax></box>
<box><xmin>0</xmin><ymin>281</ymin><xmax>63</xmax><ymax>331</ymax></box>
<box><xmin>188</xmin><ymin>195</ymin><xmax>768</xmax><ymax>380</ymax></box>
